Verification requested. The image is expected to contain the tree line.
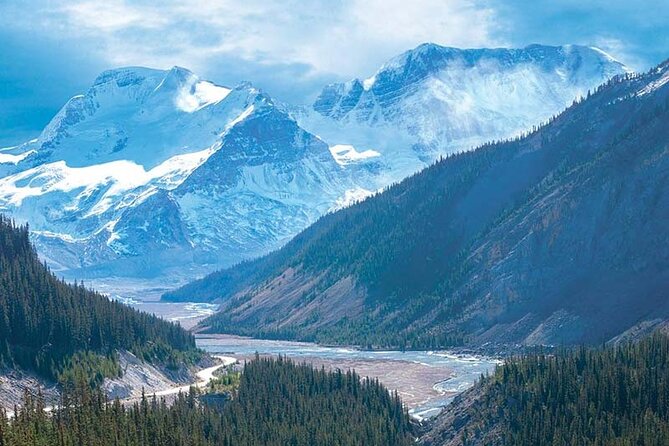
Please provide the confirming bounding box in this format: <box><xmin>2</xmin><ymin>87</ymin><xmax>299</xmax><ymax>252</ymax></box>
<box><xmin>430</xmin><ymin>332</ymin><xmax>669</xmax><ymax>445</ymax></box>
<box><xmin>0</xmin><ymin>356</ymin><xmax>414</xmax><ymax>446</ymax></box>
<box><xmin>0</xmin><ymin>215</ymin><xmax>200</xmax><ymax>384</ymax></box>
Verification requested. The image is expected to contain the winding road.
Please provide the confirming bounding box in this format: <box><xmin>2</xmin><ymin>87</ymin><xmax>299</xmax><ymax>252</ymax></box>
<box><xmin>5</xmin><ymin>355</ymin><xmax>238</xmax><ymax>419</ymax></box>
<box><xmin>152</xmin><ymin>355</ymin><xmax>237</xmax><ymax>397</ymax></box>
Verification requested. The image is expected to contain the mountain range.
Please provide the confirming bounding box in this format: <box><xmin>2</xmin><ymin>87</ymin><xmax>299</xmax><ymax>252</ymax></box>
<box><xmin>0</xmin><ymin>44</ymin><xmax>627</xmax><ymax>292</ymax></box>
<box><xmin>167</xmin><ymin>60</ymin><xmax>669</xmax><ymax>348</ymax></box>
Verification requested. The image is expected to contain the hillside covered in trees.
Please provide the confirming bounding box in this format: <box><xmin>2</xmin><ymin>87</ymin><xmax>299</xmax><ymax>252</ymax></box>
<box><xmin>0</xmin><ymin>356</ymin><xmax>413</xmax><ymax>446</ymax></box>
<box><xmin>0</xmin><ymin>216</ymin><xmax>200</xmax><ymax>384</ymax></box>
<box><xmin>165</xmin><ymin>60</ymin><xmax>669</xmax><ymax>350</ymax></box>
<box><xmin>423</xmin><ymin>332</ymin><xmax>669</xmax><ymax>446</ymax></box>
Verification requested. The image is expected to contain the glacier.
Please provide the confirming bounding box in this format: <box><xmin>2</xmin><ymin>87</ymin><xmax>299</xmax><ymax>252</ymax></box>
<box><xmin>0</xmin><ymin>44</ymin><xmax>629</xmax><ymax>294</ymax></box>
<box><xmin>295</xmin><ymin>43</ymin><xmax>630</xmax><ymax>187</ymax></box>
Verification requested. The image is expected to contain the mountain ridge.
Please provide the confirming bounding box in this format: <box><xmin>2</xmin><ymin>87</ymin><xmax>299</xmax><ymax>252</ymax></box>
<box><xmin>169</xmin><ymin>62</ymin><xmax>669</xmax><ymax>349</ymax></box>
<box><xmin>0</xmin><ymin>43</ymin><xmax>629</xmax><ymax>290</ymax></box>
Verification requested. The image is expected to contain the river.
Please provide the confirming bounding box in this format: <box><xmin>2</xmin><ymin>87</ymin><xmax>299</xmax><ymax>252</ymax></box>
<box><xmin>115</xmin><ymin>296</ymin><xmax>500</xmax><ymax>420</ymax></box>
<box><xmin>196</xmin><ymin>334</ymin><xmax>500</xmax><ymax>420</ymax></box>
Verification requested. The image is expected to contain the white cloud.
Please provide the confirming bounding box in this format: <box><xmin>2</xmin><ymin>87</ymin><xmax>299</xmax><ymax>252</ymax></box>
<box><xmin>593</xmin><ymin>37</ymin><xmax>646</xmax><ymax>71</ymax></box>
<box><xmin>301</xmin><ymin>0</ymin><xmax>500</xmax><ymax>74</ymax></box>
<box><xmin>60</xmin><ymin>1</ymin><xmax>168</xmax><ymax>31</ymax></box>
<box><xmin>44</xmin><ymin>0</ymin><xmax>500</xmax><ymax>80</ymax></box>
<box><xmin>2</xmin><ymin>0</ymin><xmax>666</xmax><ymax>142</ymax></box>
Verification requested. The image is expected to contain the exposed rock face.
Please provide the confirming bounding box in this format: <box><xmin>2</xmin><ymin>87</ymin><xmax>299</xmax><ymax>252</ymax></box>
<box><xmin>103</xmin><ymin>351</ymin><xmax>195</xmax><ymax>400</ymax></box>
<box><xmin>419</xmin><ymin>383</ymin><xmax>503</xmax><ymax>446</ymax></box>
<box><xmin>1</xmin><ymin>350</ymin><xmax>199</xmax><ymax>412</ymax></box>
<box><xmin>0</xmin><ymin>44</ymin><xmax>626</xmax><ymax>289</ymax></box>
<box><xmin>182</xmin><ymin>62</ymin><xmax>669</xmax><ymax>348</ymax></box>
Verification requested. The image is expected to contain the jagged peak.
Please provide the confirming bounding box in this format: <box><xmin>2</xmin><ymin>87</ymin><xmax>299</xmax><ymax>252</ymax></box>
<box><xmin>92</xmin><ymin>66</ymin><xmax>166</xmax><ymax>87</ymax></box>
<box><xmin>168</xmin><ymin>65</ymin><xmax>195</xmax><ymax>77</ymax></box>
<box><xmin>382</xmin><ymin>42</ymin><xmax>627</xmax><ymax>72</ymax></box>
<box><xmin>231</xmin><ymin>81</ymin><xmax>275</xmax><ymax>107</ymax></box>
<box><xmin>161</xmin><ymin>65</ymin><xmax>198</xmax><ymax>88</ymax></box>
<box><xmin>325</xmin><ymin>43</ymin><xmax>630</xmax><ymax>98</ymax></box>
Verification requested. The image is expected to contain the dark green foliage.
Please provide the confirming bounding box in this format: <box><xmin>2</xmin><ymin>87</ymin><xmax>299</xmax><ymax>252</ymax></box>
<box><xmin>0</xmin><ymin>216</ymin><xmax>199</xmax><ymax>382</ymax></box>
<box><xmin>167</xmin><ymin>63</ymin><xmax>669</xmax><ymax>350</ymax></box>
<box><xmin>448</xmin><ymin>333</ymin><xmax>669</xmax><ymax>446</ymax></box>
<box><xmin>0</xmin><ymin>356</ymin><xmax>414</xmax><ymax>446</ymax></box>
<box><xmin>57</xmin><ymin>351</ymin><xmax>122</xmax><ymax>388</ymax></box>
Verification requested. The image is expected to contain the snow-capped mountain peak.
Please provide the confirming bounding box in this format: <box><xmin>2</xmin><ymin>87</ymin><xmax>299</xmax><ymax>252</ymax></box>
<box><xmin>0</xmin><ymin>43</ymin><xmax>631</xmax><ymax>291</ymax></box>
<box><xmin>15</xmin><ymin>68</ymin><xmax>273</xmax><ymax>171</ymax></box>
<box><xmin>0</xmin><ymin>66</ymin><xmax>363</xmax><ymax>284</ymax></box>
<box><xmin>299</xmin><ymin>43</ymin><xmax>629</xmax><ymax>187</ymax></box>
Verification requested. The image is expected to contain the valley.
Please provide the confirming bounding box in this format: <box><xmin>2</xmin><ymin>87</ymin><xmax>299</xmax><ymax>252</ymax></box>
<box><xmin>1</xmin><ymin>4</ymin><xmax>668</xmax><ymax>442</ymax></box>
<box><xmin>0</xmin><ymin>44</ymin><xmax>626</xmax><ymax>291</ymax></box>
<box><xmin>195</xmin><ymin>334</ymin><xmax>500</xmax><ymax>420</ymax></box>
<box><xmin>81</xmin><ymin>290</ymin><xmax>501</xmax><ymax>421</ymax></box>
<box><xmin>172</xmin><ymin>61</ymin><xmax>669</xmax><ymax>350</ymax></box>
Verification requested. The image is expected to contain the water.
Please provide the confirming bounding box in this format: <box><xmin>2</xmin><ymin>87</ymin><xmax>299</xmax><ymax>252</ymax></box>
<box><xmin>110</xmin><ymin>295</ymin><xmax>500</xmax><ymax>420</ymax></box>
<box><xmin>196</xmin><ymin>335</ymin><xmax>501</xmax><ymax>420</ymax></box>
<box><xmin>113</xmin><ymin>295</ymin><xmax>219</xmax><ymax>328</ymax></box>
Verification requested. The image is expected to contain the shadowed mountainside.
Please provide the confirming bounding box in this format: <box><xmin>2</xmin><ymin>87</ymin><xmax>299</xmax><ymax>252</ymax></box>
<box><xmin>166</xmin><ymin>61</ymin><xmax>669</xmax><ymax>349</ymax></box>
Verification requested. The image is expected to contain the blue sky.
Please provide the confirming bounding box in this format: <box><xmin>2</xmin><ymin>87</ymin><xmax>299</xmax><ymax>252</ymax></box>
<box><xmin>1</xmin><ymin>0</ymin><xmax>668</xmax><ymax>147</ymax></box>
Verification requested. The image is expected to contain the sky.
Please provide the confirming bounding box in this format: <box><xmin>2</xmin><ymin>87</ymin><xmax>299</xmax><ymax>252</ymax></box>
<box><xmin>1</xmin><ymin>0</ymin><xmax>668</xmax><ymax>147</ymax></box>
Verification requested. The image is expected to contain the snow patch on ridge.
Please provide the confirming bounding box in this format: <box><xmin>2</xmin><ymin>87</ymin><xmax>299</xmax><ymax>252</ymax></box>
<box><xmin>224</xmin><ymin>105</ymin><xmax>255</xmax><ymax>133</ymax></box>
<box><xmin>0</xmin><ymin>146</ymin><xmax>217</xmax><ymax>213</ymax></box>
<box><xmin>0</xmin><ymin>150</ymin><xmax>35</xmax><ymax>165</ymax></box>
<box><xmin>329</xmin><ymin>144</ymin><xmax>380</xmax><ymax>166</ymax></box>
<box><xmin>637</xmin><ymin>68</ymin><xmax>669</xmax><ymax>97</ymax></box>
<box><xmin>588</xmin><ymin>46</ymin><xmax>632</xmax><ymax>69</ymax></box>
<box><xmin>175</xmin><ymin>81</ymin><xmax>231</xmax><ymax>113</ymax></box>
<box><xmin>363</xmin><ymin>75</ymin><xmax>377</xmax><ymax>91</ymax></box>
<box><xmin>330</xmin><ymin>187</ymin><xmax>374</xmax><ymax>211</ymax></box>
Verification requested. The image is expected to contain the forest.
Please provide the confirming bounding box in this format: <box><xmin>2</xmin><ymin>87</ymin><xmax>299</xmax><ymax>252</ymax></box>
<box><xmin>0</xmin><ymin>356</ymin><xmax>414</xmax><ymax>446</ymax></box>
<box><xmin>167</xmin><ymin>64</ymin><xmax>669</xmax><ymax>350</ymax></box>
<box><xmin>0</xmin><ymin>216</ymin><xmax>200</xmax><ymax>384</ymax></box>
<box><xmin>424</xmin><ymin>332</ymin><xmax>669</xmax><ymax>445</ymax></box>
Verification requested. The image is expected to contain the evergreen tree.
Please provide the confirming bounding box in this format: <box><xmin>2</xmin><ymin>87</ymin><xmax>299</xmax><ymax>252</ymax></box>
<box><xmin>0</xmin><ymin>216</ymin><xmax>200</xmax><ymax>383</ymax></box>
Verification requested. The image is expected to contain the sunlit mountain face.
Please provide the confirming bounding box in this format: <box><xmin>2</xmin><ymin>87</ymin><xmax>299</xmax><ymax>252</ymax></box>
<box><xmin>170</xmin><ymin>61</ymin><xmax>669</xmax><ymax>349</ymax></box>
<box><xmin>0</xmin><ymin>44</ymin><xmax>627</xmax><ymax>291</ymax></box>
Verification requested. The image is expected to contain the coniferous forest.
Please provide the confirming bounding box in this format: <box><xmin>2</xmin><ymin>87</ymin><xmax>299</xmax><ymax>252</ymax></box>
<box><xmin>424</xmin><ymin>332</ymin><xmax>669</xmax><ymax>446</ymax></box>
<box><xmin>166</xmin><ymin>64</ymin><xmax>669</xmax><ymax>352</ymax></box>
<box><xmin>0</xmin><ymin>216</ymin><xmax>199</xmax><ymax>383</ymax></box>
<box><xmin>0</xmin><ymin>356</ymin><xmax>413</xmax><ymax>446</ymax></box>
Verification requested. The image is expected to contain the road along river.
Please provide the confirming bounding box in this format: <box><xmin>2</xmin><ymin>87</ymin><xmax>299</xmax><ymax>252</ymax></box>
<box><xmin>106</xmin><ymin>298</ymin><xmax>500</xmax><ymax>419</ymax></box>
<box><xmin>152</xmin><ymin>355</ymin><xmax>237</xmax><ymax>397</ymax></box>
<box><xmin>4</xmin><ymin>355</ymin><xmax>236</xmax><ymax>419</ymax></box>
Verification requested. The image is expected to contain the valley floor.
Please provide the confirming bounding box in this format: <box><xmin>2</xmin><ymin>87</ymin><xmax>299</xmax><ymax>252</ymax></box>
<box><xmin>196</xmin><ymin>334</ymin><xmax>500</xmax><ymax>420</ymax></box>
<box><xmin>240</xmin><ymin>353</ymin><xmax>457</xmax><ymax>418</ymax></box>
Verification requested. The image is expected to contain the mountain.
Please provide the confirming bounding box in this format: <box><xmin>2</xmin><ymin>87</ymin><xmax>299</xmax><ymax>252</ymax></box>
<box><xmin>0</xmin><ymin>67</ymin><xmax>363</xmax><ymax>286</ymax></box>
<box><xmin>0</xmin><ymin>45</ymin><xmax>627</xmax><ymax>289</ymax></box>
<box><xmin>295</xmin><ymin>43</ymin><xmax>629</xmax><ymax>184</ymax></box>
<box><xmin>0</xmin><ymin>215</ymin><xmax>198</xmax><ymax>384</ymax></box>
<box><xmin>168</xmin><ymin>61</ymin><xmax>669</xmax><ymax>349</ymax></box>
<box><xmin>421</xmin><ymin>332</ymin><xmax>669</xmax><ymax>445</ymax></box>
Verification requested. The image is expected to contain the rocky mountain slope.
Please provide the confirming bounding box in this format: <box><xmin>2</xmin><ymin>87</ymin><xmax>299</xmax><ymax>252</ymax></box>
<box><xmin>296</xmin><ymin>43</ymin><xmax>628</xmax><ymax>184</ymax></box>
<box><xmin>0</xmin><ymin>44</ymin><xmax>627</xmax><ymax>287</ymax></box>
<box><xmin>171</xmin><ymin>61</ymin><xmax>669</xmax><ymax>349</ymax></box>
<box><xmin>0</xmin><ymin>67</ymin><xmax>364</xmax><ymax>284</ymax></box>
